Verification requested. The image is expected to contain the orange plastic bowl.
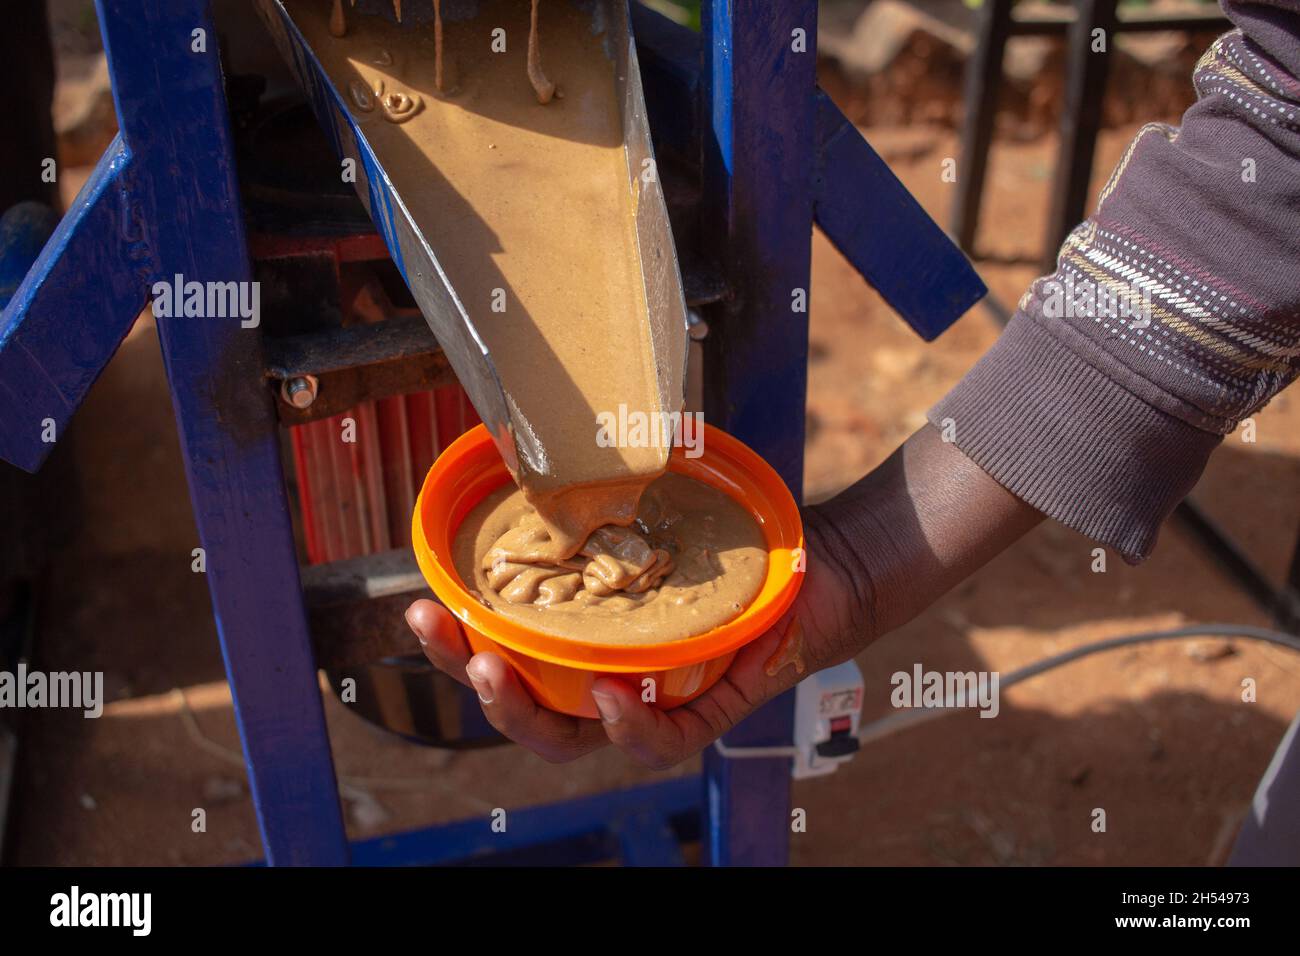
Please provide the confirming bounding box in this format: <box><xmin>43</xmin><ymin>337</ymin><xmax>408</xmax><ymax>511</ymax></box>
<box><xmin>412</xmin><ymin>423</ymin><xmax>804</xmax><ymax>718</ymax></box>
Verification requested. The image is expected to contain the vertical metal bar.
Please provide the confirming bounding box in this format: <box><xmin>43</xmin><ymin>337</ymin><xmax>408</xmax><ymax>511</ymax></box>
<box><xmin>616</xmin><ymin>809</ymin><xmax>686</xmax><ymax>867</ymax></box>
<box><xmin>329</xmin><ymin>411</ymin><xmax>365</xmax><ymax>557</ymax></box>
<box><xmin>434</xmin><ymin>386</ymin><xmax>462</xmax><ymax>452</ymax></box>
<box><xmin>405</xmin><ymin>392</ymin><xmax>438</xmax><ymax>478</ymax></box>
<box><xmin>1228</xmin><ymin>710</ymin><xmax>1300</xmax><ymax>865</ymax></box>
<box><xmin>699</xmin><ymin>0</ymin><xmax>817</xmax><ymax>866</ymax></box>
<box><xmin>951</xmin><ymin>0</ymin><xmax>1014</xmax><ymax>252</ymax></box>
<box><xmin>376</xmin><ymin>395</ymin><xmax>415</xmax><ymax>547</ymax></box>
<box><xmin>96</xmin><ymin>0</ymin><xmax>348</xmax><ymax>864</ymax></box>
<box><xmin>355</xmin><ymin>401</ymin><xmax>389</xmax><ymax>552</ymax></box>
<box><xmin>289</xmin><ymin>427</ymin><xmax>323</xmax><ymax>563</ymax></box>
<box><xmin>1043</xmin><ymin>0</ymin><xmax>1119</xmax><ymax>271</ymax></box>
<box><xmin>310</xmin><ymin>418</ymin><xmax>345</xmax><ymax>563</ymax></box>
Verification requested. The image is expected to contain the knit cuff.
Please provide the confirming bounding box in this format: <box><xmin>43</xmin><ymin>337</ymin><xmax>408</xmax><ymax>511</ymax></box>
<box><xmin>928</xmin><ymin>313</ymin><xmax>1223</xmax><ymax>562</ymax></box>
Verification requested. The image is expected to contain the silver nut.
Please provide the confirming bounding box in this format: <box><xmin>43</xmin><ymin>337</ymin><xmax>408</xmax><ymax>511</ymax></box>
<box><xmin>281</xmin><ymin>375</ymin><xmax>319</xmax><ymax>410</ymax></box>
<box><xmin>687</xmin><ymin>309</ymin><xmax>709</xmax><ymax>341</ymax></box>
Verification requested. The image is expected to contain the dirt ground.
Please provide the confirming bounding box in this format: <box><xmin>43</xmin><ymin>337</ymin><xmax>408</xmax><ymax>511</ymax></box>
<box><xmin>7</xmin><ymin>32</ymin><xmax>1300</xmax><ymax>865</ymax></box>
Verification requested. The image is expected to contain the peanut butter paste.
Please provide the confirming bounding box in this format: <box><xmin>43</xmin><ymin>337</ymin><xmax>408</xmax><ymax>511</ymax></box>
<box><xmin>291</xmin><ymin>1</ymin><xmax>770</xmax><ymax>644</ymax></box>
<box><xmin>454</xmin><ymin>473</ymin><xmax>768</xmax><ymax>644</ymax></box>
<box><xmin>290</xmin><ymin>0</ymin><xmax>667</xmax><ymax>560</ymax></box>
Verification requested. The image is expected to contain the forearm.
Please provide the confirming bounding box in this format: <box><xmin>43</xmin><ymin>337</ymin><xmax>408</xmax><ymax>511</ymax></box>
<box><xmin>805</xmin><ymin>423</ymin><xmax>1042</xmax><ymax>641</ymax></box>
<box><xmin>929</xmin><ymin>8</ymin><xmax>1300</xmax><ymax>562</ymax></box>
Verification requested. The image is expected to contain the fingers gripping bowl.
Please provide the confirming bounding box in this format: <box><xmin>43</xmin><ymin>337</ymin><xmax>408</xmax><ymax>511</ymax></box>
<box><xmin>412</xmin><ymin>424</ymin><xmax>805</xmax><ymax>718</ymax></box>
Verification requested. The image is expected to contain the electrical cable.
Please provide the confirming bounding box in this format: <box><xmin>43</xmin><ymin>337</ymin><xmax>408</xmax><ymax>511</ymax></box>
<box><xmin>857</xmin><ymin>623</ymin><xmax>1300</xmax><ymax>746</ymax></box>
<box><xmin>714</xmin><ymin>623</ymin><xmax>1300</xmax><ymax>759</ymax></box>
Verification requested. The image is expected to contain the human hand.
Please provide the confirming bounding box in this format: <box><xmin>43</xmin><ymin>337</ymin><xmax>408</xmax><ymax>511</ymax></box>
<box><xmin>407</xmin><ymin>423</ymin><xmax>1042</xmax><ymax>769</ymax></box>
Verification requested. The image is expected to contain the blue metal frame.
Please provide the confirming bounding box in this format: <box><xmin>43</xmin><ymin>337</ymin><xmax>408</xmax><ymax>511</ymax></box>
<box><xmin>697</xmin><ymin>0</ymin><xmax>818</xmax><ymax>868</ymax></box>
<box><xmin>0</xmin><ymin>0</ymin><xmax>984</xmax><ymax>866</ymax></box>
<box><xmin>101</xmin><ymin>0</ymin><xmax>349</xmax><ymax>865</ymax></box>
<box><xmin>0</xmin><ymin>204</ymin><xmax>60</xmax><ymax>311</ymax></box>
<box><xmin>348</xmin><ymin>776</ymin><xmax>700</xmax><ymax>866</ymax></box>
<box><xmin>0</xmin><ymin>135</ymin><xmax>143</xmax><ymax>472</ymax></box>
<box><xmin>630</xmin><ymin>6</ymin><xmax>987</xmax><ymax>344</ymax></box>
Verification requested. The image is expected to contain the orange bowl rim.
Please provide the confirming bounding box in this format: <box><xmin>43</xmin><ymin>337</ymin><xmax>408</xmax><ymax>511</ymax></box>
<box><xmin>411</xmin><ymin>422</ymin><xmax>805</xmax><ymax>673</ymax></box>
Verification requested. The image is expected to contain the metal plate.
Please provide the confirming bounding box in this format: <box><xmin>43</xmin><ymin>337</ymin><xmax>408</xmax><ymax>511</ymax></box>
<box><xmin>253</xmin><ymin>0</ymin><xmax>689</xmax><ymax>485</ymax></box>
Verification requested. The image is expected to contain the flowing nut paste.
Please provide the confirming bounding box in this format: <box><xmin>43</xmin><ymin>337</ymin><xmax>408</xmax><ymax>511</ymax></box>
<box><xmin>454</xmin><ymin>473</ymin><xmax>769</xmax><ymax>645</ymax></box>
<box><xmin>293</xmin><ymin>0</ymin><xmax>667</xmax><ymax>562</ymax></box>
<box><xmin>294</xmin><ymin>2</ymin><xmax>766</xmax><ymax>643</ymax></box>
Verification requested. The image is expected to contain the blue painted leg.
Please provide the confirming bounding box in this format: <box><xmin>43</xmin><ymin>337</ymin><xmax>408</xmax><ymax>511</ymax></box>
<box><xmin>95</xmin><ymin>0</ymin><xmax>348</xmax><ymax>864</ymax></box>
<box><xmin>699</xmin><ymin>0</ymin><xmax>820</xmax><ymax>867</ymax></box>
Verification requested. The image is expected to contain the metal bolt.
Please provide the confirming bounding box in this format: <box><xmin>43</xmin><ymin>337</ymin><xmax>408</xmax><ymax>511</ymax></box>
<box><xmin>281</xmin><ymin>375</ymin><xmax>319</xmax><ymax>410</ymax></box>
<box><xmin>687</xmin><ymin>309</ymin><xmax>709</xmax><ymax>341</ymax></box>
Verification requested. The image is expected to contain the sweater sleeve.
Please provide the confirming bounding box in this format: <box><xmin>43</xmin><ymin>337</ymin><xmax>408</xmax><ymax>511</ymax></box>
<box><xmin>929</xmin><ymin>1</ymin><xmax>1300</xmax><ymax>562</ymax></box>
